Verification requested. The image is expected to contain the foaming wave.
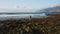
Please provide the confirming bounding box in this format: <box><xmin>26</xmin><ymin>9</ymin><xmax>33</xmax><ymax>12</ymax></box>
<box><xmin>0</xmin><ymin>13</ymin><xmax>48</xmax><ymax>20</ymax></box>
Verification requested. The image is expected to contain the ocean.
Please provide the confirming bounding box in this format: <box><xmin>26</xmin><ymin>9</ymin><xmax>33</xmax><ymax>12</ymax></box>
<box><xmin>0</xmin><ymin>13</ymin><xmax>48</xmax><ymax>20</ymax></box>
<box><xmin>0</xmin><ymin>11</ymin><xmax>60</xmax><ymax>20</ymax></box>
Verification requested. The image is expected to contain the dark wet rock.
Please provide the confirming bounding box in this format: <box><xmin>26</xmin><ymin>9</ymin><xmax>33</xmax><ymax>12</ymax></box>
<box><xmin>32</xmin><ymin>29</ymin><xmax>44</xmax><ymax>34</ymax></box>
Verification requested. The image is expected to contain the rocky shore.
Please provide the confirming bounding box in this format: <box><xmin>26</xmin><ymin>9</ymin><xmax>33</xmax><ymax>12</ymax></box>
<box><xmin>0</xmin><ymin>14</ymin><xmax>60</xmax><ymax>34</ymax></box>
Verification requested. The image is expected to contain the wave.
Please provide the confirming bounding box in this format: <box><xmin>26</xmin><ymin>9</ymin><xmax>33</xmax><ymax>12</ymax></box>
<box><xmin>0</xmin><ymin>13</ymin><xmax>48</xmax><ymax>20</ymax></box>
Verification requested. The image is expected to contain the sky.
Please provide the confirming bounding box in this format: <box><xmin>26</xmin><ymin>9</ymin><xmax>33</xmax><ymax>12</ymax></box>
<box><xmin>0</xmin><ymin>0</ymin><xmax>60</xmax><ymax>11</ymax></box>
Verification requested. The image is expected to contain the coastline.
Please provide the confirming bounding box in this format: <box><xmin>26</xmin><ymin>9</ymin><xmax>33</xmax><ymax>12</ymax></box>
<box><xmin>0</xmin><ymin>14</ymin><xmax>60</xmax><ymax>34</ymax></box>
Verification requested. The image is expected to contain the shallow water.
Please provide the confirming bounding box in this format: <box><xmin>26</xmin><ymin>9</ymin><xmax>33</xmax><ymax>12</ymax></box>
<box><xmin>0</xmin><ymin>13</ymin><xmax>48</xmax><ymax>20</ymax></box>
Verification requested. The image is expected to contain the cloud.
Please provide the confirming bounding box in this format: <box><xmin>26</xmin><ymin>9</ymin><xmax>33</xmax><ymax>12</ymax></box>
<box><xmin>0</xmin><ymin>4</ymin><xmax>59</xmax><ymax>12</ymax></box>
<box><xmin>0</xmin><ymin>6</ymin><xmax>40</xmax><ymax>11</ymax></box>
<box><xmin>49</xmin><ymin>4</ymin><xmax>60</xmax><ymax>8</ymax></box>
<box><xmin>0</xmin><ymin>6</ymin><xmax>53</xmax><ymax>11</ymax></box>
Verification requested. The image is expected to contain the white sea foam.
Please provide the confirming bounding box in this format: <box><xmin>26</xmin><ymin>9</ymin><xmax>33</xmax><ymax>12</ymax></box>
<box><xmin>0</xmin><ymin>13</ymin><xmax>48</xmax><ymax>20</ymax></box>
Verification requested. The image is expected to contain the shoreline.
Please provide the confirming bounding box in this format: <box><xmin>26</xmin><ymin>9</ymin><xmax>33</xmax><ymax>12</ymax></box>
<box><xmin>0</xmin><ymin>14</ymin><xmax>60</xmax><ymax>34</ymax></box>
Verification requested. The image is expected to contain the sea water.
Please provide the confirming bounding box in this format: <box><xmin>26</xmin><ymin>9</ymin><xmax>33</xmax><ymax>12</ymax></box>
<box><xmin>1</xmin><ymin>10</ymin><xmax>60</xmax><ymax>20</ymax></box>
<box><xmin>0</xmin><ymin>13</ymin><xmax>48</xmax><ymax>20</ymax></box>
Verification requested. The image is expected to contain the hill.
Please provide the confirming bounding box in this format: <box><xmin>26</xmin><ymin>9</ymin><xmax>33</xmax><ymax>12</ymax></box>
<box><xmin>40</xmin><ymin>6</ymin><xmax>60</xmax><ymax>12</ymax></box>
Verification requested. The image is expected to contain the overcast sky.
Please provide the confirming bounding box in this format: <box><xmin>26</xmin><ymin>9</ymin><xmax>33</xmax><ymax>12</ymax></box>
<box><xmin>0</xmin><ymin>0</ymin><xmax>60</xmax><ymax>11</ymax></box>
